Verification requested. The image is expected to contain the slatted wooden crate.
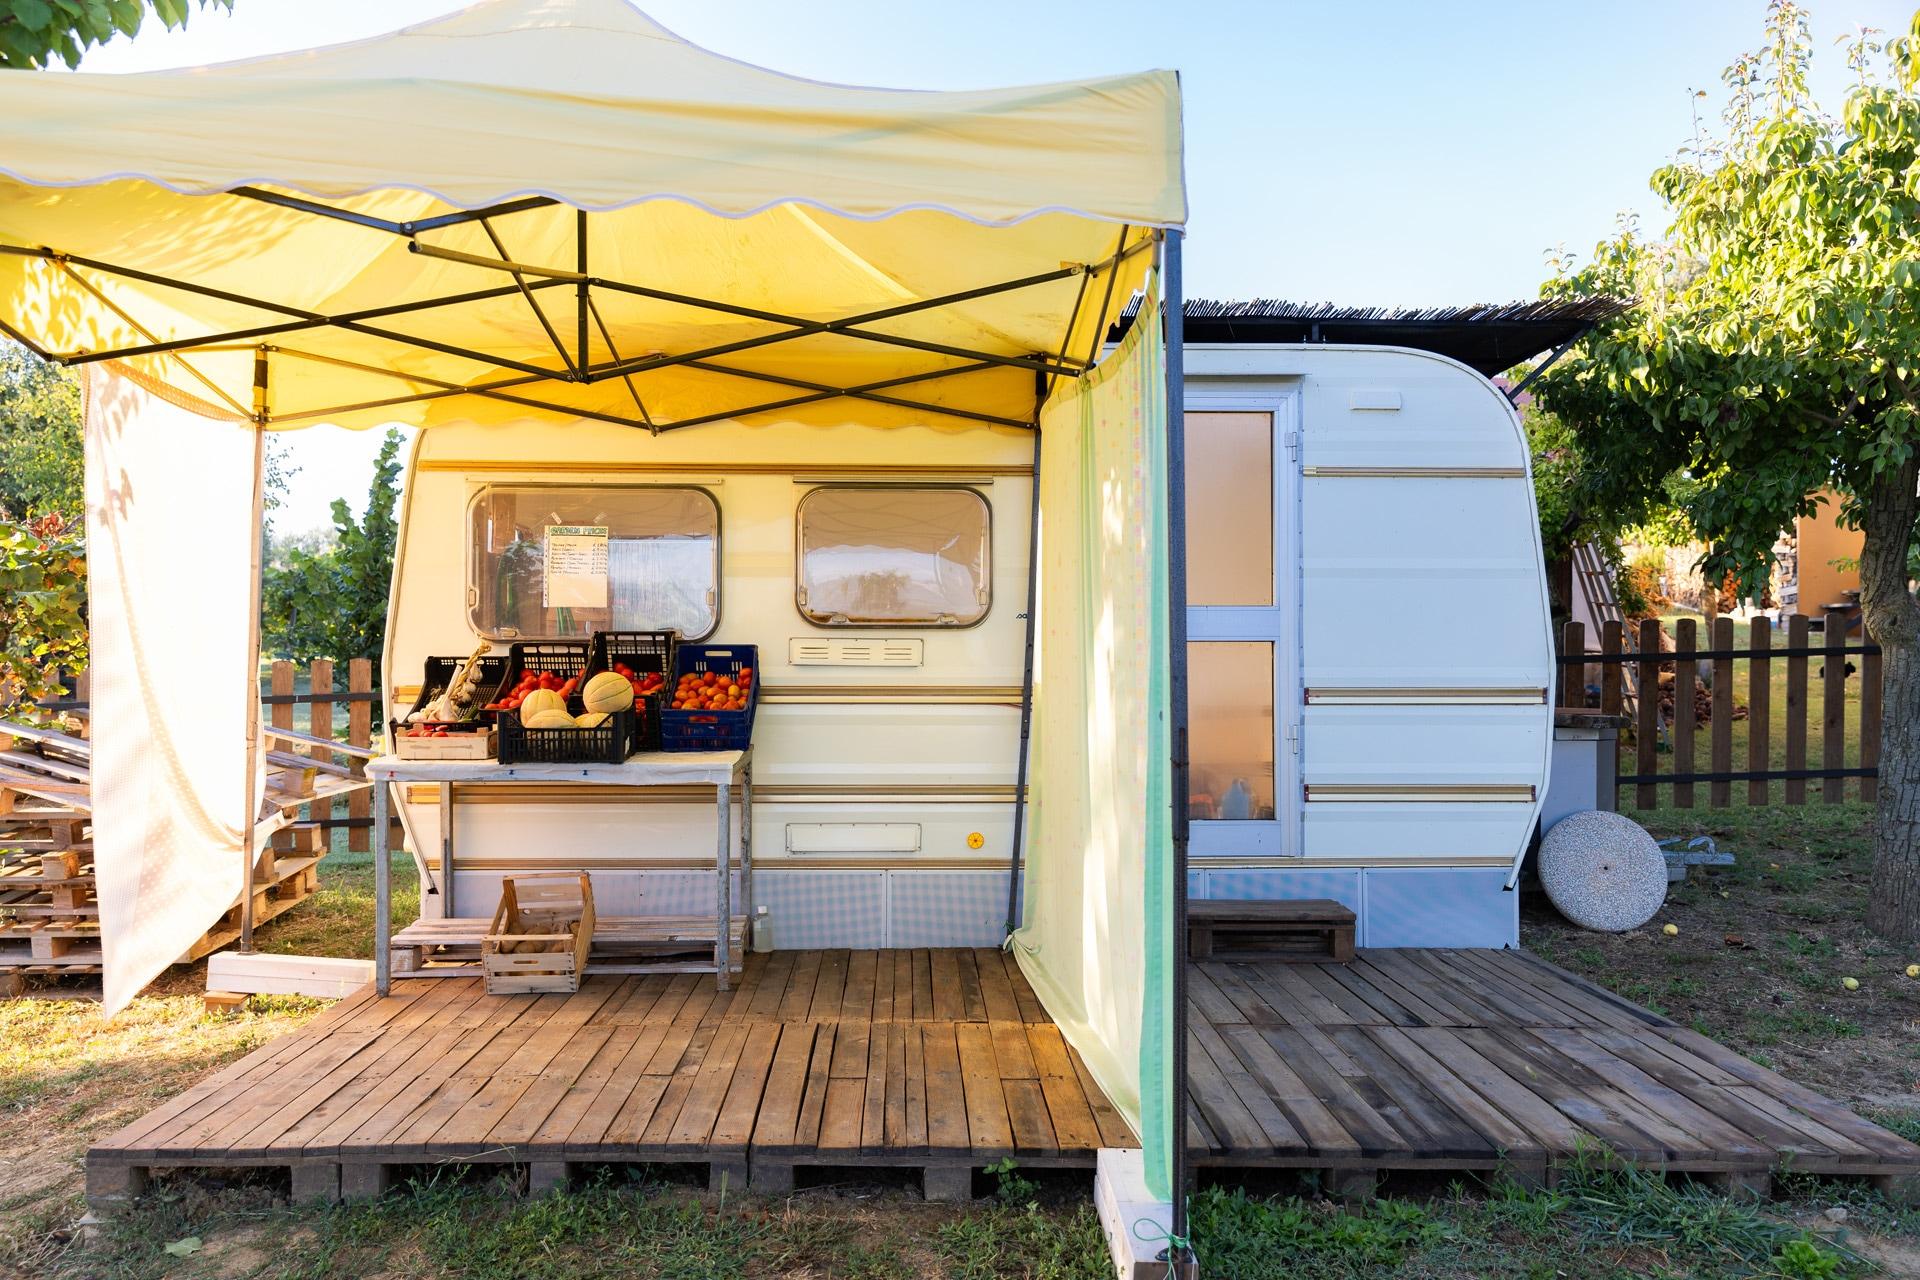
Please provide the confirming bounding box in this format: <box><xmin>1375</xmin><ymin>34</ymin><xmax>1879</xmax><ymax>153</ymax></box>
<box><xmin>482</xmin><ymin>874</ymin><xmax>594</xmax><ymax>994</ymax></box>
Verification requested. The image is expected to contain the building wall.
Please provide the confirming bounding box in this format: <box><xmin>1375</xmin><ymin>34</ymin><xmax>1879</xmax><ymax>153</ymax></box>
<box><xmin>1791</xmin><ymin>490</ymin><xmax>1863</xmax><ymax>615</ymax></box>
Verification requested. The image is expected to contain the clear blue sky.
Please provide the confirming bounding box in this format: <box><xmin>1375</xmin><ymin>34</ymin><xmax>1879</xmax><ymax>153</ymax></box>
<box><xmin>78</xmin><ymin>0</ymin><xmax>1919</xmax><ymax>529</ymax></box>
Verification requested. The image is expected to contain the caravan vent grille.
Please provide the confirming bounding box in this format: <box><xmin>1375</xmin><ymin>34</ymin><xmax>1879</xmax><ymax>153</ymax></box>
<box><xmin>788</xmin><ymin>638</ymin><xmax>924</xmax><ymax>667</ymax></box>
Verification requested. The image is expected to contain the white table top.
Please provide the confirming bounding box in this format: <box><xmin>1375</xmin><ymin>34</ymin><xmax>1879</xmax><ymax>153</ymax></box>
<box><xmin>368</xmin><ymin>749</ymin><xmax>747</xmax><ymax>788</ymax></box>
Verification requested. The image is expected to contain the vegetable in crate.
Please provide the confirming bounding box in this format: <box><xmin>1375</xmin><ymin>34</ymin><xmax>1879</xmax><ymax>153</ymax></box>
<box><xmin>609</xmin><ymin>661</ymin><xmax>666</xmax><ymax>702</ymax></box>
<box><xmin>671</xmin><ymin>664</ymin><xmax>752</xmax><ymax>711</ymax></box>
<box><xmin>582</xmin><ymin>671</ymin><xmax>636</xmax><ymax>713</ymax></box>
<box><xmin>486</xmin><ymin>667</ymin><xmax>578</xmax><ymax>712</ymax></box>
<box><xmin>423</xmin><ymin>639</ymin><xmax>493</xmax><ymax>722</ymax></box>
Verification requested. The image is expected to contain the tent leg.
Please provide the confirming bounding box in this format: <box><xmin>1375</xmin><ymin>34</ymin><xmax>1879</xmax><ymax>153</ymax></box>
<box><xmin>239</xmin><ymin>350</ymin><xmax>269</xmax><ymax>954</ymax></box>
<box><xmin>1004</xmin><ymin>413</ymin><xmax>1043</xmax><ymax>938</ymax></box>
<box><xmin>1161</xmin><ymin>230</ymin><xmax>1194</xmax><ymax>1260</ymax></box>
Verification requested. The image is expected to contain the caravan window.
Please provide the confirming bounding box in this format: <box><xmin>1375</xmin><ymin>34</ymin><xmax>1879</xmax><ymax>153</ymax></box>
<box><xmin>796</xmin><ymin>487</ymin><xmax>991</xmax><ymax>626</ymax></box>
<box><xmin>468</xmin><ymin>485</ymin><xmax>719</xmax><ymax>640</ymax></box>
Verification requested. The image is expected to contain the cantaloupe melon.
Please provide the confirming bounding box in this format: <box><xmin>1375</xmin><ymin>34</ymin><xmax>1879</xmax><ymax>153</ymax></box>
<box><xmin>575</xmin><ymin>711</ymin><xmax>610</xmax><ymax>728</ymax></box>
<box><xmin>582</xmin><ymin>671</ymin><xmax>635</xmax><ymax>713</ymax></box>
<box><xmin>524</xmin><ymin>708</ymin><xmax>577</xmax><ymax>730</ymax></box>
<box><xmin>521</xmin><ymin>688</ymin><xmax>567</xmax><ymax>719</ymax></box>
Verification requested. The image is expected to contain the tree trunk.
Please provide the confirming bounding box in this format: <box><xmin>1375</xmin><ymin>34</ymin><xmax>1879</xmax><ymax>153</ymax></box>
<box><xmin>1859</xmin><ymin>456</ymin><xmax>1920</xmax><ymax>940</ymax></box>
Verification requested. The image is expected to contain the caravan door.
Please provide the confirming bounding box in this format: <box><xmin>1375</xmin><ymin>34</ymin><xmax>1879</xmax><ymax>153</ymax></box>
<box><xmin>1182</xmin><ymin>384</ymin><xmax>1303</xmax><ymax>857</ymax></box>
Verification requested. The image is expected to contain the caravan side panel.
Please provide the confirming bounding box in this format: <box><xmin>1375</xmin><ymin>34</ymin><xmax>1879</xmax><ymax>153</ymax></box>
<box><xmin>1184</xmin><ymin>345</ymin><xmax>1553</xmax><ymax>948</ymax></box>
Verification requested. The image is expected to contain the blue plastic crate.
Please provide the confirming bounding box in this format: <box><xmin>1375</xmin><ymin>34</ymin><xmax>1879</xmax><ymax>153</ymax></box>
<box><xmin>660</xmin><ymin>643</ymin><xmax>758</xmax><ymax>752</ymax></box>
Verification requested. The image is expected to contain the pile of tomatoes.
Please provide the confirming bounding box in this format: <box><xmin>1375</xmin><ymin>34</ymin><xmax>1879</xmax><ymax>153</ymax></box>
<box><xmin>671</xmin><ymin>665</ymin><xmax>753</xmax><ymax>712</ymax></box>
<box><xmin>609</xmin><ymin>662</ymin><xmax>667</xmax><ymax>701</ymax></box>
<box><xmin>485</xmin><ymin>668</ymin><xmax>577</xmax><ymax>712</ymax></box>
<box><xmin>403</xmin><ymin>723</ymin><xmax>480</xmax><ymax>738</ymax></box>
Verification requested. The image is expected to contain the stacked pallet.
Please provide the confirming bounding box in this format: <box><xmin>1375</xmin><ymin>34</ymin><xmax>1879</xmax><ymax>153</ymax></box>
<box><xmin>0</xmin><ymin>717</ymin><xmax>363</xmax><ymax>996</ymax></box>
<box><xmin>0</xmin><ymin>722</ymin><xmax>101</xmax><ymax>993</ymax></box>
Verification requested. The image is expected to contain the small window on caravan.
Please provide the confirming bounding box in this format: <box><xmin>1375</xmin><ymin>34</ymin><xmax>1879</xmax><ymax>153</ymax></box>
<box><xmin>796</xmin><ymin>486</ymin><xmax>991</xmax><ymax>626</ymax></box>
<box><xmin>468</xmin><ymin>485</ymin><xmax>719</xmax><ymax>640</ymax></box>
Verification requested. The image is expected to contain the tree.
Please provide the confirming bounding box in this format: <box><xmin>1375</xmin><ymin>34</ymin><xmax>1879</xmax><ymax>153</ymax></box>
<box><xmin>0</xmin><ymin>511</ymin><xmax>86</xmax><ymax>715</ymax></box>
<box><xmin>261</xmin><ymin>429</ymin><xmax>403</xmax><ymax>663</ymax></box>
<box><xmin>0</xmin><ymin>0</ymin><xmax>231</xmax><ymax>69</ymax></box>
<box><xmin>0</xmin><ymin>343</ymin><xmax>82</xmax><ymax>520</ymax></box>
<box><xmin>1520</xmin><ymin>399</ymin><xmax>1698</xmax><ymax>627</ymax></box>
<box><xmin>1534</xmin><ymin>3</ymin><xmax>1920</xmax><ymax>937</ymax></box>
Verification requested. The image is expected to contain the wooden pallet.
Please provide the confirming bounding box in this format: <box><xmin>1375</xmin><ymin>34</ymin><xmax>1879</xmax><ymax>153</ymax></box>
<box><xmin>393</xmin><ymin>915</ymin><xmax>749</xmax><ymax>977</ymax></box>
<box><xmin>1184</xmin><ymin>948</ymin><xmax>1920</xmax><ymax>1201</ymax></box>
<box><xmin>0</xmin><ymin>715</ymin><xmax>353</xmax><ymax>995</ymax></box>
<box><xmin>85</xmin><ymin>948</ymin><xmax>1131</xmax><ymax>1208</ymax></box>
<box><xmin>1187</xmin><ymin>899</ymin><xmax>1355</xmax><ymax>963</ymax></box>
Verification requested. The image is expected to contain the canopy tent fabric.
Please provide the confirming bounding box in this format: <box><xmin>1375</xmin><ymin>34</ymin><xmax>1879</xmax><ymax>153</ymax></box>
<box><xmin>1</xmin><ymin>0</ymin><xmax>1185</xmax><ymax>1198</ymax></box>
<box><xmin>1014</xmin><ymin>287</ymin><xmax>1174</xmax><ymax>1200</ymax></box>
<box><xmin>0</xmin><ymin>0</ymin><xmax>1181</xmax><ymax>432</ymax></box>
<box><xmin>84</xmin><ymin>367</ymin><xmax>260</xmax><ymax>1013</ymax></box>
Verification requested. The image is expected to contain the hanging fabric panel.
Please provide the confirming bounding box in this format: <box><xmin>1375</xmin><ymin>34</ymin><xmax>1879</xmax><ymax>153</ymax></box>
<box><xmin>1013</xmin><ymin>281</ymin><xmax>1173</xmax><ymax>1198</ymax></box>
<box><xmin>84</xmin><ymin>366</ymin><xmax>259</xmax><ymax>1014</ymax></box>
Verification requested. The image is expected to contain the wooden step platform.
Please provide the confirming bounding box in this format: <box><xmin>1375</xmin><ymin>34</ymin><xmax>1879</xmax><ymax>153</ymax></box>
<box><xmin>1186</xmin><ymin>948</ymin><xmax>1920</xmax><ymax>1200</ymax></box>
<box><xmin>1187</xmin><ymin>898</ymin><xmax>1355</xmax><ymax>963</ymax></box>
<box><xmin>86</xmin><ymin>947</ymin><xmax>1133</xmax><ymax>1208</ymax></box>
<box><xmin>391</xmin><ymin>915</ymin><xmax>750</xmax><ymax>976</ymax></box>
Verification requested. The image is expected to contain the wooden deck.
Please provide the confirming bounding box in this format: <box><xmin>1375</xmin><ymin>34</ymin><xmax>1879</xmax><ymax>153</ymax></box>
<box><xmin>1188</xmin><ymin>949</ymin><xmax>1920</xmax><ymax>1198</ymax></box>
<box><xmin>87</xmin><ymin>948</ymin><xmax>1133</xmax><ymax>1207</ymax></box>
<box><xmin>87</xmin><ymin>947</ymin><xmax>1920</xmax><ymax>1209</ymax></box>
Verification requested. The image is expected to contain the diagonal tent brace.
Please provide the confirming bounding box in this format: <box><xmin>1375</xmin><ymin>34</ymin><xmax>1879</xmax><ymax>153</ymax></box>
<box><xmin>0</xmin><ymin>195</ymin><xmax>1153</xmax><ymax>431</ymax></box>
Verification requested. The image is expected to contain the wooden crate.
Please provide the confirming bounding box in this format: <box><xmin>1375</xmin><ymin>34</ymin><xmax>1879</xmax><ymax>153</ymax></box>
<box><xmin>481</xmin><ymin>873</ymin><xmax>593</xmax><ymax>994</ymax></box>
<box><xmin>393</xmin><ymin>726</ymin><xmax>496</xmax><ymax>761</ymax></box>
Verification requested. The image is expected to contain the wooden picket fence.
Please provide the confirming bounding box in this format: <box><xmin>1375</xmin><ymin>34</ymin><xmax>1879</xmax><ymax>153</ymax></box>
<box><xmin>1558</xmin><ymin>613</ymin><xmax>1881</xmax><ymax>810</ymax></box>
<box><xmin>264</xmin><ymin>658</ymin><xmax>381</xmax><ymax>851</ymax></box>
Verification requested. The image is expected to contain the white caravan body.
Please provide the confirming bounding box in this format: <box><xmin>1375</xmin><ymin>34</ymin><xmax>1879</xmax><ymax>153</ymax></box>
<box><xmin>384</xmin><ymin>344</ymin><xmax>1552</xmax><ymax>948</ymax></box>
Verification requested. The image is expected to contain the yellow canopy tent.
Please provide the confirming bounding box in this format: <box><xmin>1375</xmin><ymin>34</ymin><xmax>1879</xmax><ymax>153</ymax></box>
<box><xmin>0</xmin><ymin>0</ymin><xmax>1191</xmax><ymax>1225</ymax></box>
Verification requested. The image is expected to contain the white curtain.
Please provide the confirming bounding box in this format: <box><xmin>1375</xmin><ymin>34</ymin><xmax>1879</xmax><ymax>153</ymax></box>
<box><xmin>1012</xmin><ymin>283</ymin><xmax>1173</xmax><ymax>1194</ymax></box>
<box><xmin>85</xmin><ymin>367</ymin><xmax>258</xmax><ymax>1014</ymax></box>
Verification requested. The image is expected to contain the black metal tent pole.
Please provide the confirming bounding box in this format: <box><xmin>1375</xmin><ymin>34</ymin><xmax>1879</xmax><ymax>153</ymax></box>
<box><xmin>1161</xmin><ymin>227</ymin><xmax>1193</xmax><ymax>1262</ymax></box>
<box><xmin>239</xmin><ymin>347</ymin><xmax>270</xmax><ymax>954</ymax></box>
<box><xmin>1002</xmin><ymin>246</ymin><xmax>1095</xmax><ymax>939</ymax></box>
<box><xmin>1003</xmin><ymin>380</ymin><xmax>1045</xmax><ymax>938</ymax></box>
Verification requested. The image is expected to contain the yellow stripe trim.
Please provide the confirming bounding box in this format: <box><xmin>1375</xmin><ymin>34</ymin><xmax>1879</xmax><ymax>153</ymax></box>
<box><xmin>1304</xmin><ymin>783</ymin><xmax>1537</xmax><ymax>803</ymax></box>
<box><xmin>1305</xmin><ymin>687</ymin><xmax>1548</xmax><ymax>706</ymax></box>
<box><xmin>417</xmin><ymin>459</ymin><xmax>1030</xmax><ymax>478</ymax></box>
<box><xmin>1301</xmin><ymin>466</ymin><xmax>1527</xmax><ymax>479</ymax></box>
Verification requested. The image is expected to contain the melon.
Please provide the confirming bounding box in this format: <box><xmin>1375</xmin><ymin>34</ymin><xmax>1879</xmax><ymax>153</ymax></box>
<box><xmin>582</xmin><ymin>671</ymin><xmax>636</xmax><ymax>713</ymax></box>
<box><xmin>575</xmin><ymin>711</ymin><xmax>610</xmax><ymax>728</ymax></box>
<box><xmin>523</xmin><ymin>708</ymin><xmax>577</xmax><ymax>730</ymax></box>
<box><xmin>521</xmin><ymin>688</ymin><xmax>567</xmax><ymax>719</ymax></box>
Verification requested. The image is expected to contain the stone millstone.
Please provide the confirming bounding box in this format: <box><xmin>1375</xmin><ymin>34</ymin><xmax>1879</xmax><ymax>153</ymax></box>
<box><xmin>1539</xmin><ymin>810</ymin><xmax>1668</xmax><ymax>932</ymax></box>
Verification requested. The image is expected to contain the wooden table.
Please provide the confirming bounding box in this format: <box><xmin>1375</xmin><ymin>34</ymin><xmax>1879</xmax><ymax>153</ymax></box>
<box><xmin>368</xmin><ymin>748</ymin><xmax>752</xmax><ymax>994</ymax></box>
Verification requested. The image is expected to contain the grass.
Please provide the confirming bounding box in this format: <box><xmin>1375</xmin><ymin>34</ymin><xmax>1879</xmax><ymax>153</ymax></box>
<box><xmin>1188</xmin><ymin>1158</ymin><xmax>1882</xmax><ymax>1280</ymax></box>
<box><xmin>1527</xmin><ymin>802</ymin><xmax>1920</xmax><ymax>1110</ymax></box>
<box><xmin>11</xmin><ymin>1169</ymin><xmax>1115</xmax><ymax>1280</ymax></box>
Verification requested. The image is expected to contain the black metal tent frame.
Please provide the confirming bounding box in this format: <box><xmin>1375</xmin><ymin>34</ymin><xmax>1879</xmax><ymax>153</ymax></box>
<box><xmin>1</xmin><ymin>190</ymin><xmax>1195</xmax><ymax>1248</ymax></box>
<box><xmin>0</xmin><ymin>189</ymin><xmax>1155</xmax><ymax>434</ymax></box>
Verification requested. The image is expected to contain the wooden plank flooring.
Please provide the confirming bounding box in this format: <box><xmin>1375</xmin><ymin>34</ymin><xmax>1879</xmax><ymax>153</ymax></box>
<box><xmin>86</xmin><ymin>947</ymin><xmax>1920</xmax><ymax>1208</ymax></box>
<box><xmin>1189</xmin><ymin>949</ymin><xmax>1920</xmax><ymax>1194</ymax></box>
<box><xmin>87</xmin><ymin>948</ymin><xmax>1121</xmax><ymax>1205</ymax></box>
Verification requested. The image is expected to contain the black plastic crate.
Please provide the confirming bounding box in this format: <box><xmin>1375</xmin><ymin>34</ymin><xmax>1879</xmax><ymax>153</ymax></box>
<box><xmin>583</xmin><ymin>630</ymin><xmax>676</xmax><ymax>751</ymax></box>
<box><xmin>660</xmin><ymin>643</ymin><xmax>759</xmax><ymax>752</ymax></box>
<box><xmin>391</xmin><ymin>654</ymin><xmax>510</xmax><ymax>736</ymax></box>
<box><xmin>489</xmin><ymin>641</ymin><xmax>591</xmax><ymax>714</ymax></box>
<box><xmin>497</xmin><ymin>705</ymin><xmax>637</xmax><ymax>765</ymax></box>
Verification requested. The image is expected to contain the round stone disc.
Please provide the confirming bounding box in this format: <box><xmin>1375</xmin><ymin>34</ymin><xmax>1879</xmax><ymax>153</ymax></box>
<box><xmin>1539</xmin><ymin>810</ymin><xmax>1668</xmax><ymax>932</ymax></box>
